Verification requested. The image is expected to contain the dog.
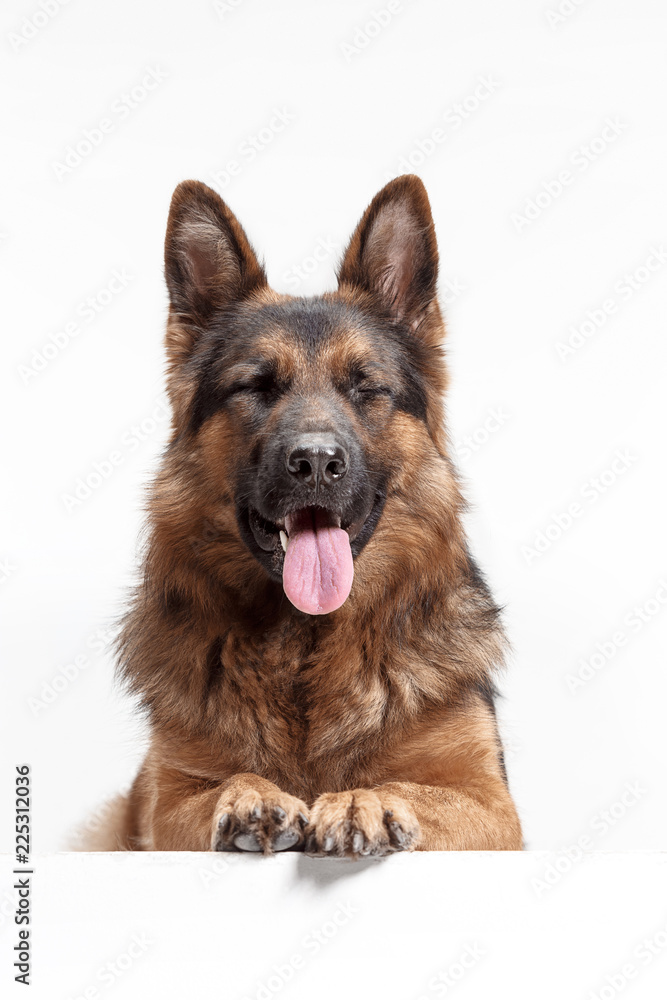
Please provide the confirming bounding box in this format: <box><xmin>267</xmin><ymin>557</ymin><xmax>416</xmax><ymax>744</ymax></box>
<box><xmin>109</xmin><ymin>174</ymin><xmax>522</xmax><ymax>855</ymax></box>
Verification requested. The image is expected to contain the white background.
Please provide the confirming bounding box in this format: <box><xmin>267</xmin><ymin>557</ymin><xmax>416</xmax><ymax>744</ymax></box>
<box><xmin>1</xmin><ymin>0</ymin><xmax>666</xmax><ymax>977</ymax></box>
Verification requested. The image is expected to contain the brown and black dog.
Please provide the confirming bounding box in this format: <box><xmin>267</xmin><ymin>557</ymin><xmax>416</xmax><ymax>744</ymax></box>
<box><xmin>110</xmin><ymin>175</ymin><xmax>522</xmax><ymax>855</ymax></box>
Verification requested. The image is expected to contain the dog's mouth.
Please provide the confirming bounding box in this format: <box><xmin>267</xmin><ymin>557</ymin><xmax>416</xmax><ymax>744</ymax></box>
<box><xmin>243</xmin><ymin>497</ymin><xmax>384</xmax><ymax>615</ymax></box>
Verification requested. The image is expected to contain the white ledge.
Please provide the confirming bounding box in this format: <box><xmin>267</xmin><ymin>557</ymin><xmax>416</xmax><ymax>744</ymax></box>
<box><xmin>4</xmin><ymin>852</ymin><xmax>667</xmax><ymax>999</ymax></box>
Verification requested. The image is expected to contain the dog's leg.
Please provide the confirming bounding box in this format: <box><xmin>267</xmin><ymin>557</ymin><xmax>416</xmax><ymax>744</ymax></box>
<box><xmin>382</xmin><ymin>779</ymin><xmax>522</xmax><ymax>851</ymax></box>
<box><xmin>305</xmin><ymin>695</ymin><xmax>522</xmax><ymax>855</ymax></box>
<box><xmin>305</xmin><ymin>779</ymin><xmax>521</xmax><ymax>855</ymax></box>
<box><xmin>389</xmin><ymin>779</ymin><xmax>523</xmax><ymax>850</ymax></box>
<box><xmin>131</xmin><ymin>764</ymin><xmax>309</xmax><ymax>853</ymax></box>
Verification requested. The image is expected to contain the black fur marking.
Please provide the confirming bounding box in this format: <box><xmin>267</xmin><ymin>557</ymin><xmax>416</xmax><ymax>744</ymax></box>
<box><xmin>496</xmin><ymin>743</ymin><xmax>509</xmax><ymax>788</ymax></box>
<box><xmin>202</xmin><ymin>636</ymin><xmax>224</xmax><ymax>705</ymax></box>
<box><xmin>475</xmin><ymin>676</ymin><xmax>499</xmax><ymax>711</ymax></box>
<box><xmin>350</xmin><ymin>485</ymin><xmax>388</xmax><ymax>558</ymax></box>
<box><xmin>187</xmin><ymin>336</ymin><xmax>232</xmax><ymax>435</ymax></box>
<box><xmin>473</xmin><ymin>679</ymin><xmax>509</xmax><ymax>788</ymax></box>
<box><xmin>161</xmin><ymin>585</ymin><xmax>187</xmax><ymax>619</ymax></box>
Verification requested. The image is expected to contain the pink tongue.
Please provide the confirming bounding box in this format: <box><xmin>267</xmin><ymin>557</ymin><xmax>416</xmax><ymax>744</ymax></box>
<box><xmin>282</xmin><ymin>509</ymin><xmax>354</xmax><ymax>615</ymax></box>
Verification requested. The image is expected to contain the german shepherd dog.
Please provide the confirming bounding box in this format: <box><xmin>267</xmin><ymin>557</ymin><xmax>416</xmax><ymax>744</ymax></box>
<box><xmin>112</xmin><ymin>175</ymin><xmax>522</xmax><ymax>855</ymax></box>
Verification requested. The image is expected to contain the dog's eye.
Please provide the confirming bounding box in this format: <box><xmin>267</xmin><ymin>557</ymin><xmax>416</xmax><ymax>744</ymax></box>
<box><xmin>347</xmin><ymin>368</ymin><xmax>392</xmax><ymax>400</ymax></box>
<box><xmin>249</xmin><ymin>371</ymin><xmax>279</xmax><ymax>396</ymax></box>
<box><xmin>357</xmin><ymin>383</ymin><xmax>392</xmax><ymax>397</ymax></box>
<box><xmin>226</xmin><ymin>370</ymin><xmax>284</xmax><ymax>403</ymax></box>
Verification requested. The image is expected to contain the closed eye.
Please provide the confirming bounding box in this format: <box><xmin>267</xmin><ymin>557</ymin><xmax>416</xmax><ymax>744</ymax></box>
<box><xmin>347</xmin><ymin>367</ymin><xmax>393</xmax><ymax>398</ymax></box>
<box><xmin>355</xmin><ymin>382</ymin><xmax>392</xmax><ymax>396</ymax></box>
<box><xmin>226</xmin><ymin>368</ymin><xmax>287</xmax><ymax>402</ymax></box>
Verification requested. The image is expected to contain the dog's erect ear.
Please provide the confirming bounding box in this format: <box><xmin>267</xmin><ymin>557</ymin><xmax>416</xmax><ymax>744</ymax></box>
<box><xmin>337</xmin><ymin>175</ymin><xmax>439</xmax><ymax>337</ymax></box>
<box><xmin>164</xmin><ymin>180</ymin><xmax>266</xmax><ymax>355</ymax></box>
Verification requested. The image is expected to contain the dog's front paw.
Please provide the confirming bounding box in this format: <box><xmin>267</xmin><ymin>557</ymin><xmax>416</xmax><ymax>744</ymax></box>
<box><xmin>211</xmin><ymin>780</ymin><xmax>309</xmax><ymax>855</ymax></box>
<box><xmin>305</xmin><ymin>788</ymin><xmax>420</xmax><ymax>858</ymax></box>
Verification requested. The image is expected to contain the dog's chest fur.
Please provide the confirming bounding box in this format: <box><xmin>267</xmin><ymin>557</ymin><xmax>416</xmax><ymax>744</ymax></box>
<box><xmin>154</xmin><ymin>608</ymin><xmax>443</xmax><ymax>795</ymax></box>
<box><xmin>155</xmin><ymin>601</ymin><xmax>483</xmax><ymax>801</ymax></box>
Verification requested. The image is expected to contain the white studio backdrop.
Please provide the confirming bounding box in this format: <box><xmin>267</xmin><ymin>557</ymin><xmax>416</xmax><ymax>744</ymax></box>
<box><xmin>2</xmin><ymin>0</ymin><xmax>666</xmax><ymax>859</ymax></box>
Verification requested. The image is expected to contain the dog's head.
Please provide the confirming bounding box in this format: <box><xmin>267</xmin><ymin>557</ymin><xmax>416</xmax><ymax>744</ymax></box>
<box><xmin>161</xmin><ymin>176</ymin><xmax>452</xmax><ymax>615</ymax></box>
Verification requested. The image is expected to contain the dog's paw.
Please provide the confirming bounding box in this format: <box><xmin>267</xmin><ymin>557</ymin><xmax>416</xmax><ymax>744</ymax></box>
<box><xmin>211</xmin><ymin>785</ymin><xmax>309</xmax><ymax>855</ymax></box>
<box><xmin>304</xmin><ymin>788</ymin><xmax>420</xmax><ymax>858</ymax></box>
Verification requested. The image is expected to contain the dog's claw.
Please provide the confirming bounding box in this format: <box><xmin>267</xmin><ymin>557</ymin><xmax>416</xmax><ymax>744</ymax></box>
<box><xmin>388</xmin><ymin>820</ymin><xmax>406</xmax><ymax>848</ymax></box>
<box><xmin>217</xmin><ymin>812</ymin><xmax>229</xmax><ymax>831</ymax></box>
<box><xmin>272</xmin><ymin>806</ymin><xmax>287</xmax><ymax>823</ymax></box>
<box><xmin>306</xmin><ymin>789</ymin><xmax>420</xmax><ymax>858</ymax></box>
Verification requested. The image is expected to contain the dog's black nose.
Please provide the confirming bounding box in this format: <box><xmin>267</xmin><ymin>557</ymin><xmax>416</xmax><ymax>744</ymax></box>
<box><xmin>286</xmin><ymin>435</ymin><xmax>349</xmax><ymax>488</ymax></box>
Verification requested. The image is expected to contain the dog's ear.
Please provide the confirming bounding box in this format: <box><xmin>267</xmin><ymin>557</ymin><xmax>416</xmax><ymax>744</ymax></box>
<box><xmin>337</xmin><ymin>175</ymin><xmax>440</xmax><ymax>339</ymax></box>
<box><xmin>164</xmin><ymin>180</ymin><xmax>266</xmax><ymax>360</ymax></box>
